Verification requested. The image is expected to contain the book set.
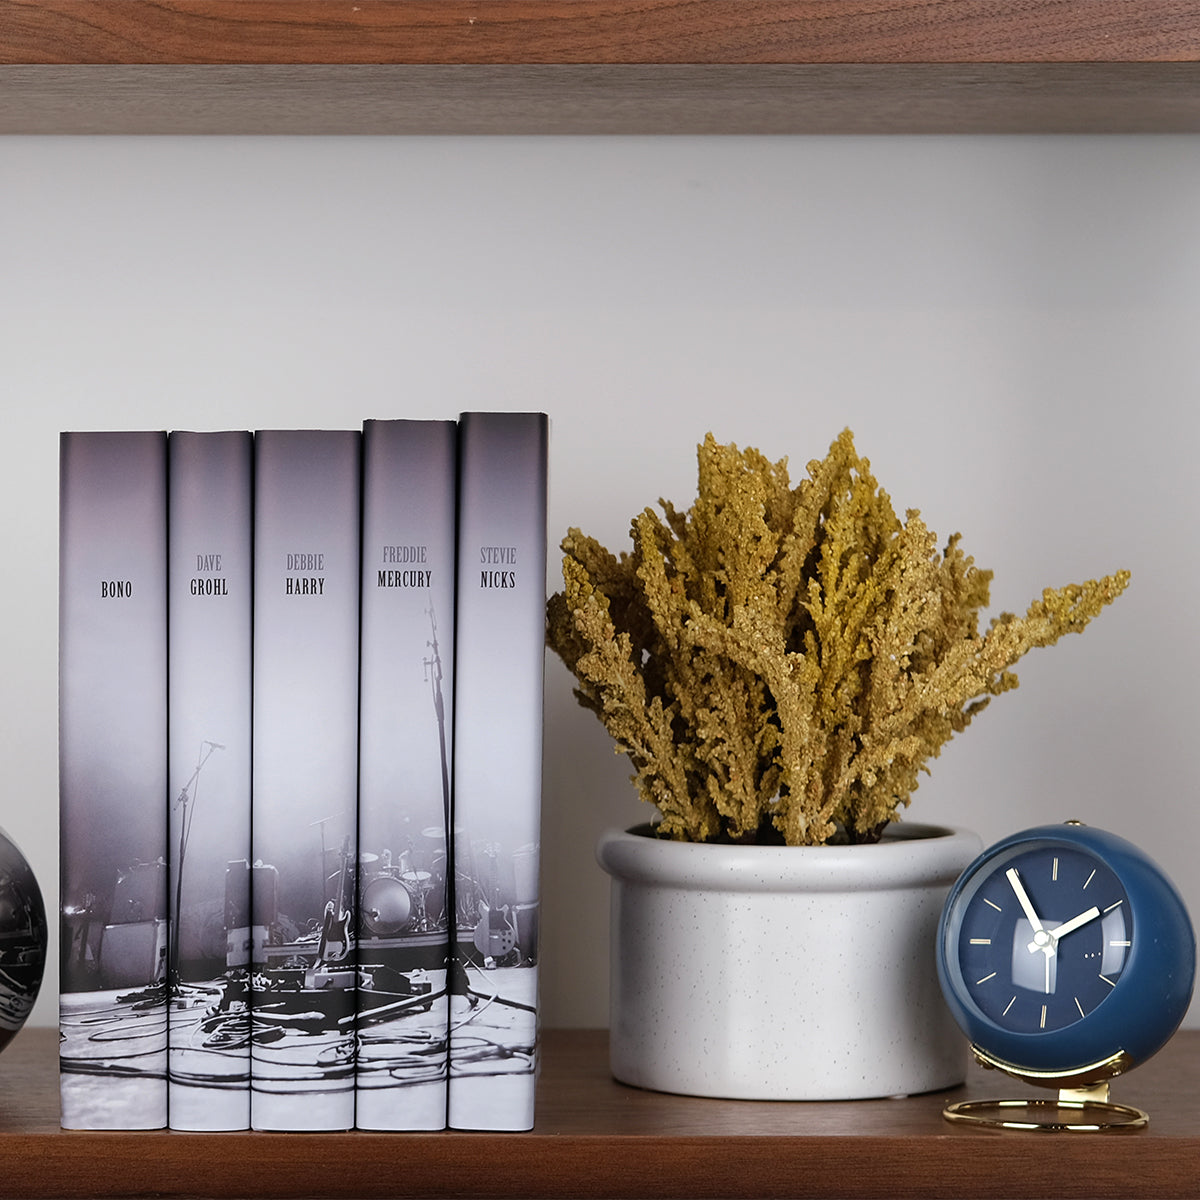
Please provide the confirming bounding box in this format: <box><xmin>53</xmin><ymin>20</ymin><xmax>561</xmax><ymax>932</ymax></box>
<box><xmin>57</xmin><ymin>413</ymin><xmax>549</xmax><ymax>1133</ymax></box>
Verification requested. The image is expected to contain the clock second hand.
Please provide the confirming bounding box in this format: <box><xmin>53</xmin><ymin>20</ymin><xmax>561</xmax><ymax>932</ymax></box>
<box><xmin>1005</xmin><ymin>868</ymin><xmax>1058</xmax><ymax>995</ymax></box>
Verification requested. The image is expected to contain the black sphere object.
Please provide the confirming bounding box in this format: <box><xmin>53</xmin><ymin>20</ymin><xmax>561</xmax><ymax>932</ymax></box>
<box><xmin>0</xmin><ymin>824</ymin><xmax>47</xmax><ymax>1052</ymax></box>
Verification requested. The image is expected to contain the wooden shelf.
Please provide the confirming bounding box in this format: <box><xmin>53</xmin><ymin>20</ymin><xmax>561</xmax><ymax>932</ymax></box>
<box><xmin>1</xmin><ymin>0</ymin><xmax>1199</xmax><ymax>133</ymax></box>
<box><xmin>2</xmin><ymin>1026</ymin><xmax>1200</xmax><ymax>1198</ymax></box>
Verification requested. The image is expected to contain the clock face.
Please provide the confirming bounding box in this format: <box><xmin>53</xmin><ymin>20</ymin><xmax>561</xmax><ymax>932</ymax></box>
<box><xmin>951</xmin><ymin>842</ymin><xmax>1132</xmax><ymax>1035</ymax></box>
<box><xmin>938</xmin><ymin>823</ymin><xmax>1195</xmax><ymax>1082</ymax></box>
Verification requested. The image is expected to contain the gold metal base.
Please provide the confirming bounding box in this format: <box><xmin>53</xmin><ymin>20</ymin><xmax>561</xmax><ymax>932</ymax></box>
<box><xmin>944</xmin><ymin>1087</ymin><xmax>1148</xmax><ymax>1132</ymax></box>
<box><xmin>947</xmin><ymin>1046</ymin><xmax>1147</xmax><ymax>1130</ymax></box>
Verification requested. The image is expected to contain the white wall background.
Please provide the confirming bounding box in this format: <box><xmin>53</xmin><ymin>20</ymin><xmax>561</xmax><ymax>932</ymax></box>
<box><xmin>2</xmin><ymin>134</ymin><xmax>1199</xmax><ymax>1034</ymax></box>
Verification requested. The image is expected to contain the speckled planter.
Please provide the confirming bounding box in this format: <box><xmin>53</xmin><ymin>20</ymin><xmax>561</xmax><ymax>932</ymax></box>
<box><xmin>596</xmin><ymin>822</ymin><xmax>981</xmax><ymax>1100</ymax></box>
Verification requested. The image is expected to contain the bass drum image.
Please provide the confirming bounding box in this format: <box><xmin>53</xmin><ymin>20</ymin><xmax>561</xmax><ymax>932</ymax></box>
<box><xmin>360</xmin><ymin>874</ymin><xmax>415</xmax><ymax>938</ymax></box>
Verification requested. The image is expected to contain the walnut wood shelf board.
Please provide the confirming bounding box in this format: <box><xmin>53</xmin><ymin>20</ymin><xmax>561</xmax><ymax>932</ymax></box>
<box><xmin>2</xmin><ymin>1</ymin><xmax>1200</xmax><ymax>132</ymax></box>
<box><xmin>2</xmin><ymin>1028</ymin><xmax>1200</xmax><ymax>1199</ymax></box>
<box><xmin>6</xmin><ymin>1</ymin><xmax>1200</xmax><ymax>65</ymax></box>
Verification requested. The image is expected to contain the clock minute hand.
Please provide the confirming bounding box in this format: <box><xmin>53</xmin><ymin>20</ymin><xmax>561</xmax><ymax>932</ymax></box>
<box><xmin>1005</xmin><ymin>868</ymin><xmax>1045</xmax><ymax>933</ymax></box>
<box><xmin>1027</xmin><ymin>905</ymin><xmax>1101</xmax><ymax>955</ymax></box>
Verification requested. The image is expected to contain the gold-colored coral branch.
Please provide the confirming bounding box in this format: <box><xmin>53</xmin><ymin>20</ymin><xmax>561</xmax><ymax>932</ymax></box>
<box><xmin>546</xmin><ymin>430</ymin><xmax>1130</xmax><ymax>846</ymax></box>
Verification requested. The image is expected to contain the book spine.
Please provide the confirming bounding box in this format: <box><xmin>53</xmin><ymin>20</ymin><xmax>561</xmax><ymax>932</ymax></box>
<box><xmin>166</xmin><ymin>431</ymin><xmax>254</xmax><ymax>1131</ymax></box>
<box><xmin>355</xmin><ymin>419</ymin><xmax>458</xmax><ymax>1131</ymax></box>
<box><xmin>250</xmin><ymin>430</ymin><xmax>361</xmax><ymax>1131</ymax></box>
<box><xmin>59</xmin><ymin>430</ymin><xmax>169</xmax><ymax>1130</ymax></box>
<box><xmin>447</xmin><ymin>411</ymin><xmax>548</xmax><ymax>1132</ymax></box>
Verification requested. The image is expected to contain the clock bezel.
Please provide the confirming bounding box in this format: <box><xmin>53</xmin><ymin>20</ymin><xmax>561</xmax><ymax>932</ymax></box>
<box><xmin>936</xmin><ymin>823</ymin><xmax>1195</xmax><ymax>1077</ymax></box>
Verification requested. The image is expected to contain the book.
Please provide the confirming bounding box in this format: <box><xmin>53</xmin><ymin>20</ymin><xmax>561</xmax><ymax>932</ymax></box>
<box><xmin>166</xmin><ymin>430</ymin><xmax>254</xmax><ymax>1131</ymax></box>
<box><xmin>250</xmin><ymin>429</ymin><xmax>362</xmax><ymax>1131</ymax></box>
<box><xmin>355</xmin><ymin>418</ymin><xmax>458</xmax><ymax>1130</ymax></box>
<box><xmin>447</xmin><ymin>411</ymin><xmax>549</xmax><ymax>1131</ymax></box>
<box><xmin>59</xmin><ymin>430</ymin><xmax>169</xmax><ymax>1129</ymax></box>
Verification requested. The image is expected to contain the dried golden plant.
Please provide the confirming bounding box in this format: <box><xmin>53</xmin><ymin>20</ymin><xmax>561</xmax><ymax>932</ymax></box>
<box><xmin>546</xmin><ymin>430</ymin><xmax>1130</xmax><ymax>846</ymax></box>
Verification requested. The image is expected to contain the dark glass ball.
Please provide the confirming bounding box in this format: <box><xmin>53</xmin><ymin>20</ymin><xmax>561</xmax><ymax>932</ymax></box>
<box><xmin>0</xmin><ymin>825</ymin><xmax>47</xmax><ymax>1052</ymax></box>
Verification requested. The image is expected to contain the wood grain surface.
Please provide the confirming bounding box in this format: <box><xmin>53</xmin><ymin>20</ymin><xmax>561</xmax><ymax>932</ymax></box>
<box><xmin>2</xmin><ymin>61</ymin><xmax>1200</xmax><ymax>133</ymax></box>
<box><xmin>1</xmin><ymin>1027</ymin><xmax>1199</xmax><ymax>1198</ymax></box>
<box><xmin>2</xmin><ymin>1</ymin><xmax>1198</xmax><ymax>133</ymax></box>
<box><xmin>2</xmin><ymin>0</ymin><xmax>1200</xmax><ymax>66</ymax></box>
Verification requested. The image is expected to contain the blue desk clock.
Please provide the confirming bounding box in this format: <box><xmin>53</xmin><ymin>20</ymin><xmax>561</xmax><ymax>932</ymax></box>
<box><xmin>936</xmin><ymin>821</ymin><xmax>1195</xmax><ymax>1130</ymax></box>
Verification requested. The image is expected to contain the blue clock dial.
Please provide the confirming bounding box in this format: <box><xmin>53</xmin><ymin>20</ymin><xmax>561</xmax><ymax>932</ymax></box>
<box><xmin>954</xmin><ymin>844</ymin><xmax>1131</xmax><ymax>1034</ymax></box>
<box><xmin>938</xmin><ymin>823</ymin><xmax>1195</xmax><ymax>1081</ymax></box>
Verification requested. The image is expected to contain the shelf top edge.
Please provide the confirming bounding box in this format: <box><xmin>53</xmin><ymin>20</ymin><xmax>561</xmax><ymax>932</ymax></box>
<box><xmin>3</xmin><ymin>0</ymin><xmax>1200</xmax><ymax>66</ymax></box>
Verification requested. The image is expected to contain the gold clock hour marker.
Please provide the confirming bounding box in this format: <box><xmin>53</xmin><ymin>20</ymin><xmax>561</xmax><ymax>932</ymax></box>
<box><xmin>1075</xmin><ymin>997</ymin><xmax>1086</xmax><ymax>1018</ymax></box>
<box><xmin>969</xmin><ymin>938</ymin><xmax>992</xmax><ymax>945</ymax></box>
<box><xmin>1002</xmin><ymin>996</ymin><xmax>1016</xmax><ymax>1016</ymax></box>
<box><xmin>1100</xmin><ymin>974</ymin><xmax>1117</xmax><ymax>988</ymax></box>
<box><xmin>1083</xmin><ymin>868</ymin><xmax>1096</xmax><ymax>889</ymax></box>
<box><xmin>1052</xmin><ymin>857</ymin><xmax>1059</xmax><ymax>881</ymax></box>
<box><xmin>984</xmin><ymin>898</ymin><xmax>1002</xmax><ymax>912</ymax></box>
<box><xmin>1110</xmin><ymin>940</ymin><xmax>1131</xmax><ymax>947</ymax></box>
<box><xmin>1040</xmin><ymin>1005</ymin><xmax>1048</xmax><ymax>1029</ymax></box>
<box><xmin>976</xmin><ymin>972</ymin><xmax>997</xmax><ymax>985</ymax></box>
<box><xmin>1103</xmin><ymin>900</ymin><xmax>1124</xmax><ymax>913</ymax></box>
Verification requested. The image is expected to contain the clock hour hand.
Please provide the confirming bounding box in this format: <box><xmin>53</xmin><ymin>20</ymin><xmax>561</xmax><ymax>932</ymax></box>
<box><xmin>1027</xmin><ymin>904</ymin><xmax>1101</xmax><ymax>955</ymax></box>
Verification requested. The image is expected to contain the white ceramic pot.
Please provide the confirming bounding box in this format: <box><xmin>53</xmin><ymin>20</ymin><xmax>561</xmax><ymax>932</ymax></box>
<box><xmin>596</xmin><ymin>821</ymin><xmax>982</xmax><ymax>1100</ymax></box>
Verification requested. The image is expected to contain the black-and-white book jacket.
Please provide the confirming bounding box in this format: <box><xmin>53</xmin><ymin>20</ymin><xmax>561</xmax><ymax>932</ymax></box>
<box><xmin>59</xmin><ymin>430</ymin><xmax>170</xmax><ymax>1129</ymax></box>
<box><xmin>448</xmin><ymin>411</ymin><xmax>548</xmax><ymax>1132</ymax></box>
<box><xmin>250</xmin><ymin>429</ymin><xmax>361</xmax><ymax>1131</ymax></box>
<box><xmin>355</xmin><ymin>418</ymin><xmax>458</xmax><ymax>1130</ymax></box>
<box><xmin>166</xmin><ymin>430</ymin><xmax>254</xmax><ymax>1130</ymax></box>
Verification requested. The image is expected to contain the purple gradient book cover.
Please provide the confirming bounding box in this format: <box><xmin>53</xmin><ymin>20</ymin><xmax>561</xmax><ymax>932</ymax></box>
<box><xmin>355</xmin><ymin>418</ymin><xmax>458</xmax><ymax>1130</ymax></box>
<box><xmin>59</xmin><ymin>430</ymin><xmax>169</xmax><ymax>1129</ymax></box>
<box><xmin>166</xmin><ymin>430</ymin><xmax>254</xmax><ymax>1131</ymax></box>
<box><xmin>250</xmin><ymin>430</ymin><xmax>361</xmax><ymax>1131</ymax></box>
<box><xmin>448</xmin><ymin>411</ymin><xmax>548</xmax><ymax>1132</ymax></box>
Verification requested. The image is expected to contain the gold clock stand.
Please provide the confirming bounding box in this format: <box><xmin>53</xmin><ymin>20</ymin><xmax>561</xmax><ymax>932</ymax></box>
<box><xmin>943</xmin><ymin>1047</ymin><xmax>1149</xmax><ymax>1131</ymax></box>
